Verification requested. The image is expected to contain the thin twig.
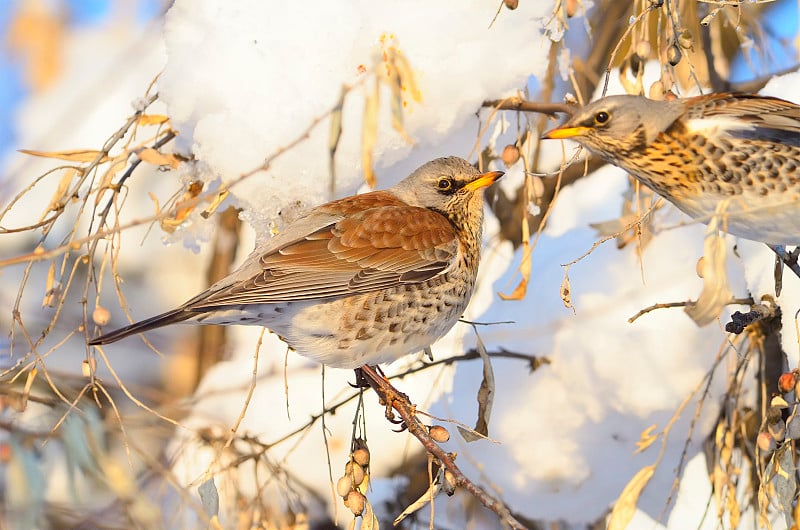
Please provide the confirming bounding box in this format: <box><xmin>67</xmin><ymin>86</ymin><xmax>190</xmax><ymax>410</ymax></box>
<box><xmin>358</xmin><ymin>365</ymin><xmax>529</xmax><ymax>530</ymax></box>
<box><xmin>481</xmin><ymin>98</ymin><xmax>576</xmax><ymax>116</ymax></box>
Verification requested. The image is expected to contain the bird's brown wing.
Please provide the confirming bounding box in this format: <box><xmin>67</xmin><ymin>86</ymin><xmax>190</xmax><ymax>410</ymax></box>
<box><xmin>688</xmin><ymin>93</ymin><xmax>800</xmax><ymax>141</ymax></box>
<box><xmin>189</xmin><ymin>205</ymin><xmax>458</xmax><ymax>308</ymax></box>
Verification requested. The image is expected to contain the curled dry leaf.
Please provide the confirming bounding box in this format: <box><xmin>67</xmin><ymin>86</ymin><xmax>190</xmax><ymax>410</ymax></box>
<box><xmin>684</xmin><ymin>218</ymin><xmax>732</xmax><ymax>326</ymax></box>
<box><xmin>607</xmin><ymin>465</ymin><xmax>655</xmax><ymax>530</ymax></box>
<box><xmin>19</xmin><ymin>148</ymin><xmax>108</xmax><ymax>164</ymax></box>
<box><xmin>137</xmin><ymin>114</ymin><xmax>170</xmax><ymax>126</ymax></box>
<box><xmin>634</xmin><ymin>424</ymin><xmax>659</xmax><ymax>453</ymax></box>
<box><xmin>499</xmin><ymin>216</ymin><xmax>531</xmax><ymax>300</ymax></box>
<box><xmin>137</xmin><ymin>147</ymin><xmax>180</xmax><ymax>169</ymax></box>
<box><xmin>560</xmin><ymin>268</ymin><xmax>575</xmax><ymax>314</ymax></box>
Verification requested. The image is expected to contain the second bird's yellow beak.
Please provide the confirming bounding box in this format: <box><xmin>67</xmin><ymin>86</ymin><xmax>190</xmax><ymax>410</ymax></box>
<box><xmin>541</xmin><ymin>125</ymin><xmax>590</xmax><ymax>140</ymax></box>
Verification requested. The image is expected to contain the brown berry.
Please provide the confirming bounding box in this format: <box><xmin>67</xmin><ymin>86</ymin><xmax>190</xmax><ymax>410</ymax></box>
<box><xmin>345</xmin><ymin>461</ymin><xmax>365</xmax><ymax>486</ymax></box>
<box><xmin>345</xmin><ymin>490</ymin><xmax>366</xmax><ymax>516</ymax></box>
<box><xmin>501</xmin><ymin>144</ymin><xmax>520</xmax><ymax>167</ymax></box>
<box><xmin>429</xmin><ymin>425</ymin><xmax>450</xmax><ymax>443</ymax></box>
<box><xmin>757</xmin><ymin>432</ymin><xmax>776</xmax><ymax>453</ymax></box>
<box><xmin>778</xmin><ymin>372</ymin><xmax>797</xmax><ymax>393</ymax></box>
<box><xmin>504</xmin><ymin>0</ymin><xmax>518</xmax><ymax>9</ymax></box>
<box><xmin>92</xmin><ymin>306</ymin><xmax>111</xmax><ymax>326</ymax></box>
<box><xmin>352</xmin><ymin>447</ymin><xmax>370</xmax><ymax>467</ymax></box>
<box><xmin>336</xmin><ymin>475</ymin><xmax>353</xmax><ymax>497</ymax></box>
<box><xmin>635</xmin><ymin>40</ymin><xmax>652</xmax><ymax>59</ymax></box>
<box><xmin>565</xmin><ymin>0</ymin><xmax>577</xmax><ymax>17</ymax></box>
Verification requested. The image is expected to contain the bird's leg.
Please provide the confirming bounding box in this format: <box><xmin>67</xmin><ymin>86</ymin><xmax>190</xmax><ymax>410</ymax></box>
<box><xmin>359</xmin><ymin>364</ymin><xmax>413</xmax><ymax>427</ymax></box>
<box><xmin>351</xmin><ymin>368</ymin><xmax>371</xmax><ymax>388</ymax></box>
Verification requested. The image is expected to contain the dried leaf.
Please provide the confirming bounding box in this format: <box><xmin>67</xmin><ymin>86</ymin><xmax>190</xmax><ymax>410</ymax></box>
<box><xmin>19</xmin><ymin>148</ymin><xmax>108</xmax><ymax>164</ymax></box>
<box><xmin>198</xmin><ymin>477</ymin><xmax>220</xmax><ymax>517</ymax></box>
<box><xmin>20</xmin><ymin>367</ymin><xmax>37</xmax><ymax>412</ymax></box>
<box><xmin>774</xmin><ymin>445</ymin><xmax>796</xmax><ymax>528</ymax></box>
<box><xmin>361</xmin><ymin>499</ymin><xmax>379</xmax><ymax>530</ymax></box>
<box><xmin>383</xmin><ymin>52</ymin><xmax>413</xmax><ymax>144</ymax></box>
<box><xmin>394</xmin><ymin>466</ymin><xmax>448</xmax><ymax>525</ymax></box>
<box><xmin>634</xmin><ymin>424</ymin><xmax>659</xmax><ymax>453</ymax></box>
<box><xmin>459</xmin><ymin>327</ymin><xmax>494</xmax><ymax>442</ymax></box>
<box><xmin>45</xmin><ymin>167</ymin><xmax>77</xmax><ymax>214</ymax></box>
<box><xmin>137</xmin><ymin>114</ymin><xmax>170</xmax><ymax>126</ymax></box>
<box><xmin>200</xmin><ymin>190</ymin><xmax>230</xmax><ymax>219</ymax></box>
<box><xmin>684</xmin><ymin>210</ymin><xmax>733</xmax><ymax>325</ymax></box>
<box><xmin>499</xmin><ymin>218</ymin><xmax>531</xmax><ymax>300</ymax></box>
<box><xmin>607</xmin><ymin>465</ymin><xmax>655</xmax><ymax>530</ymax></box>
<box><xmin>726</xmin><ymin>484</ymin><xmax>740</xmax><ymax>528</ymax></box>
<box><xmin>137</xmin><ymin>147</ymin><xmax>179</xmax><ymax>169</ymax></box>
<box><xmin>383</xmin><ymin>38</ymin><xmax>422</xmax><ymax>104</ymax></box>
<box><xmin>559</xmin><ymin>267</ymin><xmax>576</xmax><ymax>313</ymax></box>
<box><xmin>361</xmin><ymin>79</ymin><xmax>379</xmax><ymax>188</ymax></box>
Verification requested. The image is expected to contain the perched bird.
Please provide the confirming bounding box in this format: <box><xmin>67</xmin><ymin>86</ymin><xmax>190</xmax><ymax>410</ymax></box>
<box><xmin>89</xmin><ymin>157</ymin><xmax>503</xmax><ymax>369</ymax></box>
<box><xmin>542</xmin><ymin>93</ymin><xmax>800</xmax><ymax>246</ymax></box>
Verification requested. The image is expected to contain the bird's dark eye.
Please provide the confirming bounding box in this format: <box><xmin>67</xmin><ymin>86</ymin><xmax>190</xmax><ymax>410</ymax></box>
<box><xmin>594</xmin><ymin>111</ymin><xmax>610</xmax><ymax>125</ymax></box>
<box><xmin>436</xmin><ymin>177</ymin><xmax>453</xmax><ymax>191</ymax></box>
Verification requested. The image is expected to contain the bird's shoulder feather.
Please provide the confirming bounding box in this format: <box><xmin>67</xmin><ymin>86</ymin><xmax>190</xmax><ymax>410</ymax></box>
<box><xmin>187</xmin><ymin>193</ymin><xmax>458</xmax><ymax>308</ymax></box>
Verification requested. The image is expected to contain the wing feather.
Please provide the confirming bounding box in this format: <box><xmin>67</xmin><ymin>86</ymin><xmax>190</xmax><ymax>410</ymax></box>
<box><xmin>188</xmin><ymin>203</ymin><xmax>458</xmax><ymax>310</ymax></box>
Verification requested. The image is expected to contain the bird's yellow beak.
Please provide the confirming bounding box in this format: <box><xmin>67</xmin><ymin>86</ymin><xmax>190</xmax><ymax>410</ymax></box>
<box><xmin>464</xmin><ymin>170</ymin><xmax>504</xmax><ymax>192</ymax></box>
<box><xmin>541</xmin><ymin>125</ymin><xmax>590</xmax><ymax>140</ymax></box>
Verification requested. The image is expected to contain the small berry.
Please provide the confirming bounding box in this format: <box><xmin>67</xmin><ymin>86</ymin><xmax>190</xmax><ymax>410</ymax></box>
<box><xmin>429</xmin><ymin>425</ymin><xmax>450</xmax><ymax>443</ymax></box>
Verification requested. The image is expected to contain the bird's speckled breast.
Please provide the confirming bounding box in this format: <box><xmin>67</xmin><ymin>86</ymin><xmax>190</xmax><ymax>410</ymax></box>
<box><xmin>611</xmin><ymin>122</ymin><xmax>800</xmax><ymax>243</ymax></box>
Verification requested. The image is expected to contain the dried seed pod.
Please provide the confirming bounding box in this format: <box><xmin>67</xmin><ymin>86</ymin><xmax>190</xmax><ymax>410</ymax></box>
<box><xmin>635</xmin><ymin>40</ymin><xmax>652</xmax><ymax>59</ymax></box>
<box><xmin>695</xmin><ymin>256</ymin><xmax>705</xmax><ymax>278</ymax></box>
<box><xmin>504</xmin><ymin>0</ymin><xmax>518</xmax><ymax>9</ymax></box>
<box><xmin>93</xmin><ymin>306</ymin><xmax>111</xmax><ymax>326</ymax></box>
<box><xmin>778</xmin><ymin>372</ymin><xmax>797</xmax><ymax>393</ymax></box>
<box><xmin>771</xmin><ymin>395</ymin><xmax>790</xmax><ymax>409</ymax></box>
<box><xmin>429</xmin><ymin>425</ymin><xmax>450</xmax><ymax>443</ymax></box>
<box><xmin>345</xmin><ymin>461</ymin><xmax>365</xmax><ymax>486</ymax></box>
<box><xmin>345</xmin><ymin>490</ymin><xmax>366</xmax><ymax>516</ymax></box>
<box><xmin>757</xmin><ymin>431</ymin><xmax>776</xmax><ymax>453</ymax></box>
<box><xmin>677</xmin><ymin>30</ymin><xmax>693</xmax><ymax>50</ymax></box>
<box><xmin>530</xmin><ymin>175</ymin><xmax>545</xmax><ymax>199</ymax></box>
<box><xmin>501</xmin><ymin>144</ymin><xmax>520</xmax><ymax>167</ymax></box>
<box><xmin>667</xmin><ymin>44</ymin><xmax>682</xmax><ymax>66</ymax></box>
<box><xmin>81</xmin><ymin>358</ymin><xmax>96</xmax><ymax>377</ymax></box>
<box><xmin>352</xmin><ymin>447</ymin><xmax>370</xmax><ymax>467</ymax></box>
<box><xmin>336</xmin><ymin>475</ymin><xmax>353</xmax><ymax>497</ymax></box>
<box><xmin>648</xmin><ymin>80</ymin><xmax>665</xmax><ymax>101</ymax></box>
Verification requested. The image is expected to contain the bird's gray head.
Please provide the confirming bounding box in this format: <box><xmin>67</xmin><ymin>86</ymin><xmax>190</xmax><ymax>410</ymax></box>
<box><xmin>543</xmin><ymin>95</ymin><xmax>683</xmax><ymax>161</ymax></box>
<box><xmin>391</xmin><ymin>157</ymin><xmax>503</xmax><ymax>223</ymax></box>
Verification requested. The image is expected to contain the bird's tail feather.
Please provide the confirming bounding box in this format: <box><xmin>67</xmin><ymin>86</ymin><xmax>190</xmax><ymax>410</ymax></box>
<box><xmin>87</xmin><ymin>308</ymin><xmax>192</xmax><ymax>346</ymax></box>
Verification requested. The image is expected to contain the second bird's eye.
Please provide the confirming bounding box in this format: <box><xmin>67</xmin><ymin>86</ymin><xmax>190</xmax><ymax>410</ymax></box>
<box><xmin>437</xmin><ymin>177</ymin><xmax>453</xmax><ymax>191</ymax></box>
<box><xmin>594</xmin><ymin>111</ymin><xmax>610</xmax><ymax>125</ymax></box>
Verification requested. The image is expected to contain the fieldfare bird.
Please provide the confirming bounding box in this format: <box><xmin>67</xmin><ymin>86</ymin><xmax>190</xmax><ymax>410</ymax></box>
<box><xmin>543</xmin><ymin>93</ymin><xmax>800</xmax><ymax>246</ymax></box>
<box><xmin>89</xmin><ymin>157</ymin><xmax>503</xmax><ymax>369</ymax></box>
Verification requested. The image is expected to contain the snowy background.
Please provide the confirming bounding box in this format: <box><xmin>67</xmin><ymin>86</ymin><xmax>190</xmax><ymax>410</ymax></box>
<box><xmin>1</xmin><ymin>0</ymin><xmax>799</xmax><ymax>529</ymax></box>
